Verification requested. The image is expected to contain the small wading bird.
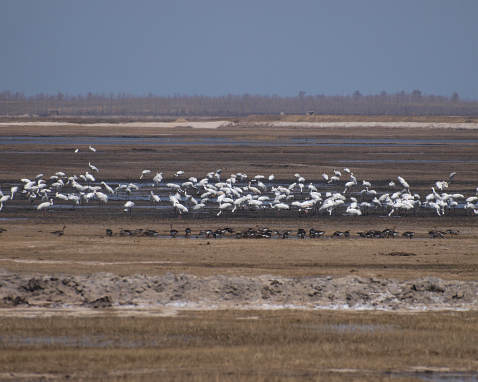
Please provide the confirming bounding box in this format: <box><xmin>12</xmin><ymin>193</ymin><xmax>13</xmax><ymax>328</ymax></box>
<box><xmin>170</xmin><ymin>223</ymin><xmax>179</xmax><ymax>238</ymax></box>
<box><xmin>50</xmin><ymin>225</ymin><xmax>66</xmax><ymax>236</ymax></box>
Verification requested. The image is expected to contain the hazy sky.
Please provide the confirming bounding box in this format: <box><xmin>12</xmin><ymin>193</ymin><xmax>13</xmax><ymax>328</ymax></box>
<box><xmin>1</xmin><ymin>0</ymin><xmax>477</xmax><ymax>99</ymax></box>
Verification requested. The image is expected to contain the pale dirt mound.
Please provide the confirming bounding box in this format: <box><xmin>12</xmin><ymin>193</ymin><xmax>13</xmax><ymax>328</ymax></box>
<box><xmin>1</xmin><ymin>271</ymin><xmax>476</xmax><ymax>314</ymax></box>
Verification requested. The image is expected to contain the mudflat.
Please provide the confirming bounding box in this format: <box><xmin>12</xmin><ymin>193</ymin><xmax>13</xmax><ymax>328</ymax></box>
<box><xmin>0</xmin><ymin>115</ymin><xmax>477</xmax><ymax>381</ymax></box>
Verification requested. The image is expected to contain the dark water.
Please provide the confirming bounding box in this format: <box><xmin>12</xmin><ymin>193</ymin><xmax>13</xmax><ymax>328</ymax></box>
<box><xmin>0</xmin><ymin>334</ymin><xmax>192</xmax><ymax>347</ymax></box>
<box><xmin>1</xmin><ymin>136</ymin><xmax>477</xmax><ymax>147</ymax></box>
<box><xmin>339</xmin><ymin>160</ymin><xmax>478</xmax><ymax>164</ymax></box>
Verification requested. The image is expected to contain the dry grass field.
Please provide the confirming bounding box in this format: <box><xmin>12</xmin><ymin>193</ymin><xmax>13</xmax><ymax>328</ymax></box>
<box><xmin>0</xmin><ymin>115</ymin><xmax>478</xmax><ymax>381</ymax></box>
<box><xmin>1</xmin><ymin>310</ymin><xmax>477</xmax><ymax>381</ymax></box>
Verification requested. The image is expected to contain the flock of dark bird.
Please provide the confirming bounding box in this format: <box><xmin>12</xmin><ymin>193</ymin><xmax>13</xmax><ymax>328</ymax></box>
<box><xmin>0</xmin><ymin>224</ymin><xmax>460</xmax><ymax>240</ymax></box>
<box><xmin>101</xmin><ymin>226</ymin><xmax>459</xmax><ymax>240</ymax></box>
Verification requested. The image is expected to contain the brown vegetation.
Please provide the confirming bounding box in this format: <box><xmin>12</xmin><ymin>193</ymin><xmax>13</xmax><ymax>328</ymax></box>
<box><xmin>1</xmin><ymin>311</ymin><xmax>477</xmax><ymax>381</ymax></box>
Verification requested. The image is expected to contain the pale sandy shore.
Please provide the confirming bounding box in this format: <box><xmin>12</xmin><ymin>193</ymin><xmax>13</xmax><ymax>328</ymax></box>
<box><xmin>0</xmin><ymin>121</ymin><xmax>229</xmax><ymax>129</ymax></box>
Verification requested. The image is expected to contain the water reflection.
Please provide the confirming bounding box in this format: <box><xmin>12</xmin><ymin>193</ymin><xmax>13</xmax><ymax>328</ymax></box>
<box><xmin>1</xmin><ymin>136</ymin><xmax>478</xmax><ymax>147</ymax></box>
<box><xmin>0</xmin><ymin>334</ymin><xmax>193</xmax><ymax>347</ymax></box>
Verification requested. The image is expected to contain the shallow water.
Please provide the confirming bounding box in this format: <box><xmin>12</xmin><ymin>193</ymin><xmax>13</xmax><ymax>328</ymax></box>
<box><xmin>0</xmin><ymin>334</ymin><xmax>193</xmax><ymax>347</ymax></box>
<box><xmin>297</xmin><ymin>323</ymin><xmax>395</xmax><ymax>332</ymax></box>
<box><xmin>386</xmin><ymin>371</ymin><xmax>478</xmax><ymax>382</ymax></box>
<box><xmin>340</xmin><ymin>160</ymin><xmax>478</xmax><ymax>164</ymax></box>
<box><xmin>1</xmin><ymin>136</ymin><xmax>478</xmax><ymax>147</ymax></box>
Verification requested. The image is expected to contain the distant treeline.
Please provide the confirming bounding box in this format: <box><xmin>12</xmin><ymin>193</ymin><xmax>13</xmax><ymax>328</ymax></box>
<box><xmin>1</xmin><ymin>90</ymin><xmax>476</xmax><ymax>117</ymax></box>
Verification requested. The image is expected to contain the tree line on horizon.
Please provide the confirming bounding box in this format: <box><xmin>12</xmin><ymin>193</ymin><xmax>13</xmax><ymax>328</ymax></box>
<box><xmin>0</xmin><ymin>90</ymin><xmax>476</xmax><ymax>117</ymax></box>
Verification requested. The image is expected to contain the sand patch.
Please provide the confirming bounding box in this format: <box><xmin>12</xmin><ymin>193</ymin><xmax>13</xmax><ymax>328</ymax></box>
<box><xmin>0</xmin><ymin>121</ymin><xmax>229</xmax><ymax>129</ymax></box>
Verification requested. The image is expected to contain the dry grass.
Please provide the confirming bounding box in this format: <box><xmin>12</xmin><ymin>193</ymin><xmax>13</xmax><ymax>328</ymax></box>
<box><xmin>1</xmin><ymin>310</ymin><xmax>477</xmax><ymax>381</ymax></box>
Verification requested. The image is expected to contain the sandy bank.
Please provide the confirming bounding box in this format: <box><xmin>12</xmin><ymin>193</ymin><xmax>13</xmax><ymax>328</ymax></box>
<box><xmin>0</xmin><ymin>121</ymin><xmax>231</xmax><ymax>129</ymax></box>
<box><xmin>1</xmin><ymin>272</ymin><xmax>476</xmax><ymax>317</ymax></box>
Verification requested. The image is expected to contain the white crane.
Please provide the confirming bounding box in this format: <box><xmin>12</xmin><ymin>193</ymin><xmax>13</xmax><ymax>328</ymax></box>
<box><xmin>248</xmin><ymin>199</ymin><xmax>263</xmax><ymax>209</ymax></box>
<box><xmin>346</xmin><ymin>206</ymin><xmax>362</xmax><ymax>216</ymax></box>
<box><xmin>10</xmin><ymin>187</ymin><xmax>18</xmax><ymax>199</ymax></box>
<box><xmin>101</xmin><ymin>182</ymin><xmax>115</xmax><ymax>194</ymax></box>
<box><xmin>89</xmin><ymin>145</ymin><xmax>96</xmax><ymax>152</ymax></box>
<box><xmin>37</xmin><ymin>199</ymin><xmax>53</xmax><ymax>213</ymax></box>
<box><xmin>95</xmin><ymin>191</ymin><xmax>108</xmax><ymax>204</ymax></box>
<box><xmin>328</xmin><ymin>176</ymin><xmax>340</xmax><ymax>183</ymax></box>
<box><xmin>150</xmin><ymin>191</ymin><xmax>160</xmax><ymax>205</ymax></box>
<box><xmin>123</xmin><ymin>201</ymin><xmax>134</xmax><ymax>213</ymax></box>
<box><xmin>85</xmin><ymin>172</ymin><xmax>95</xmax><ymax>184</ymax></box>
<box><xmin>140</xmin><ymin>170</ymin><xmax>151</xmax><ymax>179</ymax></box>
<box><xmin>256</xmin><ymin>181</ymin><xmax>267</xmax><ymax>192</ymax></box>
<box><xmin>449</xmin><ymin>172</ymin><xmax>457</xmax><ymax>183</ymax></box>
<box><xmin>397</xmin><ymin>176</ymin><xmax>410</xmax><ymax>189</ymax></box>
<box><xmin>192</xmin><ymin>203</ymin><xmax>205</xmax><ymax>218</ymax></box>
<box><xmin>55</xmin><ymin>192</ymin><xmax>68</xmax><ymax>201</ymax></box>
<box><xmin>343</xmin><ymin>181</ymin><xmax>356</xmax><ymax>193</ymax></box>
<box><xmin>248</xmin><ymin>183</ymin><xmax>261</xmax><ymax>195</ymax></box>
<box><xmin>439</xmin><ymin>181</ymin><xmax>449</xmax><ymax>190</ymax></box>
<box><xmin>173</xmin><ymin>201</ymin><xmax>188</xmax><ymax>219</ymax></box>
<box><xmin>89</xmin><ymin>162</ymin><xmax>99</xmax><ymax>172</ymax></box>
<box><xmin>153</xmin><ymin>172</ymin><xmax>163</xmax><ymax>185</ymax></box>
<box><xmin>271</xmin><ymin>202</ymin><xmax>290</xmax><ymax>214</ymax></box>
<box><xmin>218</xmin><ymin>202</ymin><xmax>232</xmax><ymax>212</ymax></box>
<box><xmin>308</xmin><ymin>183</ymin><xmax>317</xmax><ymax>192</ymax></box>
<box><xmin>0</xmin><ymin>195</ymin><xmax>11</xmax><ymax>210</ymax></box>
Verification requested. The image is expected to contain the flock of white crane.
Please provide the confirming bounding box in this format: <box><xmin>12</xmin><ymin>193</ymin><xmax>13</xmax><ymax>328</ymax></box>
<box><xmin>1</xmin><ymin>152</ymin><xmax>478</xmax><ymax>219</ymax></box>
